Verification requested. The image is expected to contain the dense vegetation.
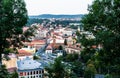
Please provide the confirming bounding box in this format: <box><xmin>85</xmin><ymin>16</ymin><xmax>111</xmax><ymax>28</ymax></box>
<box><xmin>26</xmin><ymin>18</ymin><xmax>80</xmax><ymax>29</ymax></box>
<box><xmin>80</xmin><ymin>0</ymin><xmax>120</xmax><ymax>77</ymax></box>
<box><xmin>0</xmin><ymin>0</ymin><xmax>28</xmax><ymax>77</ymax></box>
<box><xmin>0</xmin><ymin>0</ymin><xmax>28</xmax><ymax>65</ymax></box>
<box><xmin>46</xmin><ymin>0</ymin><xmax>120</xmax><ymax>78</ymax></box>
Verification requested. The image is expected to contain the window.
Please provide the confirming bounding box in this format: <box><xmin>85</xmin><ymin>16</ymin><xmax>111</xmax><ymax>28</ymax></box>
<box><xmin>39</xmin><ymin>70</ymin><xmax>41</xmax><ymax>74</ymax></box>
<box><xmin>36</xmin><ymin>71</ymin><xmax>38</xmax><ymax>74</ymax></box>
<box><xmin>19</xmin><ymin>72</ymin><xmax>23</xmax><ymax>76</ymax></box>
<box><xmin>34</xmin><ymin>71</ymin><xmax>35</xmax><ymax>74</ymax></box>
<box><xmin>31</xmin><ymin>71</ymin><xmax>32</xmax><ymax>75</ymax></box>
<box><xmin>24</xmin><ymin>72</ymin><xmax>26</xmax><ymax>76</ymax></box>
<box><xmin>27</xmin><ymin>72</ymin><xmax>29</xmax><ymax>75</ymax></box>
<box><xmin>42</xmin><ymin>70</ymin><xmax>44</xmax><ymax>73</ymax></box>
<box><xmin>39</xmin><ymin>75</ymin><xmax>42</xmax><ymax>78</ymax></box>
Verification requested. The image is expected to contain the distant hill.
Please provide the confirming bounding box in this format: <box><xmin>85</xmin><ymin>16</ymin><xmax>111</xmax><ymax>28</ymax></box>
<box><xmin>29</xmin><ymin>14</ymin><xmax>84</xmax><ymax>19</ymax></box>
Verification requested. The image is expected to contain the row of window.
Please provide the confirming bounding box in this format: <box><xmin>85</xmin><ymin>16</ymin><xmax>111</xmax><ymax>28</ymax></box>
<box><xmin>19</xmin><ymin>70</ymin><xmax>44</xmax><ymax>76</ymax></box>
<box><xmin>19</xmin><ymin>75</ymin><xmax>43</xmax><ymax>78</ymax></box>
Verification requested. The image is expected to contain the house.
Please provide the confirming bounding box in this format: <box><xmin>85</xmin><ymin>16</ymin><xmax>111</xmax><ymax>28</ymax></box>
<box><xmin>45</xmin><ymin>44</ymin><xmax>52</xmax><ymax>54</ymax></box>
<box><xmin>17</xmin><ymin>49</ymin><xmax>33</xmax><ymax>60</ymax></box>
<box><xmin>35</xmin><ymin>29</ymin><xmax>48</xmax><ymax>39</ymax></box>
<box><xmin>20</xmin><ymin>45</ymin><xmax>36</xmax><ymax>54</ymax></box>
<box><xmin>63</xmin><ymin>28</ymin><xmax>73</xmax><ymax>36</ymax></box>
<box><xmin>30</xmin><ymin>39</ymin><xmax>46</xmax><ymax>50</ymax></box>
<box><xmin>23</xmin><ymin>39</ymin><xmax>46</xmax><ymax>51</ymax></box>
<box><xmin>17</xmin><ymin>57</ymin><xmax>44</xmax><ymax>78</ymax></box>
<box><xmin>65</xmin><ymin>45</ymin><xmax>81</xmax><ymax>54</ymax></box>
<box><xmin>2</xmin><ymin>53</ymin><xmax>17</xmax><ymax>72</ymax></box>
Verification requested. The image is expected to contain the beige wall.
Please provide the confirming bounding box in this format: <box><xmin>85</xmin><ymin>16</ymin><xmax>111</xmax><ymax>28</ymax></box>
<box><xmin>2</xmin><ymin>58</ymin><xmax>17</xmax><ymax>69</ymax></box>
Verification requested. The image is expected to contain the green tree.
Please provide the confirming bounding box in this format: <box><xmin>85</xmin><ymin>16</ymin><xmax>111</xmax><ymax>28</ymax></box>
<box><xmin>45</xmin><ymin>58</ymin><xmax>70</xmax><ymax>78</ymax></box>
<box><xmin>21</xmin><ymin>25</ymin><xmax>38</xmax><ymax>42</ymax></box>
<box><xmin>10</xmin><ymin>70</ymin><xmax>18</xmax><ymax>78</ymax></box>
<box><xmin>0</xmin><ymin>0</ymin><xmax>28</xmax><ymax>65</ymax></box>
<box><xmin>84</xmin><ymin>63</ymin><xmax>97</xmax><ymax>78</ymax></box>
<box><xmin>81</xmin><ymin>0</ymin><xmax>120</xmax><ymax>75</ymax></box>
<box><xmin>64</xmin><ymin>39</ymin><xmax>68</xmax><ymax>45</ymax></box>
<box><xmin>0</xmin><ymin>65</ymin><xmax>10</xmax><ymax>78</ymax></box>
<box><xmin>64</xmin><ymin>53</ymin><xmax>79</xmax><ymax>62</ymax></box>
<box><xmin>58</xmin><ymin>45</ymin><xmax>63</xmax><ymax>50</ymax></box>
<box><xmin>71</xmin><ymin>60</ymin><xmax>84</xmax><ymax>77</ymax></box>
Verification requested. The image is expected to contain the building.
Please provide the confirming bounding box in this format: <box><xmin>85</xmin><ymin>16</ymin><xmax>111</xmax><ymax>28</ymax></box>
<box><xmin>2</xmin><ymin>53</ymin><xmax>17</xmax><ymax>72</ymax></box>
<box><xmin>45</xmin><ymin>44</ymin><xmax>53</xmax><ymax>54</ymax></box>
<box><xmin>23</xmin><ymin>39</ymin><xmax>46</xmax><ymax>51</ymax></box>
<box><xmin>17</xmin><ymin>49</ymin><xmax>33</xmax><ymax>60</ymax></box>
<box><xmin>65</xmin><ymin>44</ymin><xmax>81</xmax><ymax>54</ymax></box>
<box><xmin>30</xmin><ymin>40</ymin><xmax>46</xmax><ymax>50</ymax></box>
<box><xmin>17</xmin><ymin>57</ymin><xmax>44</xmax><ymax>78</ymax></box>
<box><xmin>20</xmin><ymin>44</ymin><xmax>36</xmax><ymax>54</ymax></box>
<box><xmin>63</xmin><ymin>28</ymin><xmax>73</xmax><ymax>36</ymax></box>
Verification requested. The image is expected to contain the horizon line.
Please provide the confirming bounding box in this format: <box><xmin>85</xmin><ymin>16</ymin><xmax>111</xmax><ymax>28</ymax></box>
<box><xmin>28</xmin><ymin>13</ymin><xmax>86</xmax><ymax>16</ymax></box>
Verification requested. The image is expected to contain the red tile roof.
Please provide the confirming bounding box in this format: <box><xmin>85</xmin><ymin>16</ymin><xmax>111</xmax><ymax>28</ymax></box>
<box><xmin>31</xmin><ymin>40</ymin><xmax>46</xmax><ymax>44</ymax></box>
<box><xmin>17</xmin><ymin>50</ymin><xmax>32</xmax><ymax>56</ymax></box>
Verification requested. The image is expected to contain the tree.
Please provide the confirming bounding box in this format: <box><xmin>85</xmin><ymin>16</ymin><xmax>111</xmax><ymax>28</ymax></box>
<box><xmin>0</xmin><ymin>65</ymin><xmax>10</xmax><ymax>78</ymax></box>
<box><xmin>81</xmin><ymin>0</ymin><xmax>120</xmax><ymax>75</ymax></box>
<box><xmin>45</xmin><ymin>58</ymin><xmax>70</xmax><ymax>78</ymax></box>
<box><xmin>0</xmin><ymin>0</ymin><xmax>28</xmax><ymax>65</ymax></box>
<box><xmin>58</xmin><ymin>45</ymin><xmax>63</xmax><ymax>50</ymax></box>
<box><xmin>10</xmin><ymin>70</ymin><xmax>18</xmax><ymax>78</ymax></box>
<box><xmin>71</xmin><ymin>60</ymin><xmax>84</xmax><ymax>77</ymax></box>
<box><xmin>84</xmin><ymin>63</ymin><xmax>97</xmax><ymax>78</ymax></box>
<box><xmin>64</xmin><ymin>39</ymin><xmax>68</xmax><ymax>45</ymax></box>
<box><xmin>21</xmin><ymin>25</ymin><xmax>38</xmax><ymax>42</ymax></box>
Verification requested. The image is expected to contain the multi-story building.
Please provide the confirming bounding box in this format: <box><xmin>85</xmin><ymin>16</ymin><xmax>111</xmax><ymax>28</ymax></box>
<box><xmin>17</xmin><ymin>57</ymin><xmax>44</xmax><ymax>78</ymax></box>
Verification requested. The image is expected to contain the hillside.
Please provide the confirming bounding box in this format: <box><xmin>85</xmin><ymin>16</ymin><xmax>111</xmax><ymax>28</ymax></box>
<box><xmin>29</xmin><ymin>14</ymin><xmax>84</xmax><ymax>19</ymax></box>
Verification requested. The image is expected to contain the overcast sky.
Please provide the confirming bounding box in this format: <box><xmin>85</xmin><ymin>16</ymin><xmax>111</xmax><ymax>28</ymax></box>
<box><xmin>24</xmin><ymin>0</ymin><xmax>93</xmax><ymax>15</ymax></box>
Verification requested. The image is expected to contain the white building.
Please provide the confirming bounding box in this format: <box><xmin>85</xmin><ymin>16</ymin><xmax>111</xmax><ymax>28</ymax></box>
<box><xmin>45</xmin><ymin>44</ymin><xmax>52</xmax><ymax>54</ymax></box>
<box><xmin>47</xmin><ymin>38</ymin><xmax>64</xmax><ymax>44</ymax></box>
<box><xmin>63</xmin><ymin>28</ymin><xmax>73</xmax><ymax>36</ymax></box>
<box><xmin>17</xmin><ymin>57</ymin><xmax>44</xmax><ymax>78</ymax></box>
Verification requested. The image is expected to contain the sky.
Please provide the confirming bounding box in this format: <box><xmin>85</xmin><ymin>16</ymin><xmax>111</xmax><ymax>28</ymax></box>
<box><xmin>24</xmin><ymin>0</ymin><xmax>93</xmax><ymax>15</ymax></box>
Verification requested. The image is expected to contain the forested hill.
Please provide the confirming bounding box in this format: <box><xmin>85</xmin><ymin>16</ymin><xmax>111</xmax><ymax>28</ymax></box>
<box><xmin>29</xmin><ymin>14</ymin><xmax>84</xmax><ymax>19</ymax></box>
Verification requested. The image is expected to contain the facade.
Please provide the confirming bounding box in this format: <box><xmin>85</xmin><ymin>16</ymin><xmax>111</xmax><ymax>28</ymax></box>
<box><xmin>45</xmin><ymin>44</ymin><xmax>52</xmax><ymax>54</ymax></box>
<box><xmin>35</xmin><ymin>30</ymin><xmax>48</xmax><ymax>39</ymax></box>
<box><xmin>30</xmin><ymin>40</ymin><xmax>46</xmax><ymax>50</ymax></box>
<box><xmin>17</xmin><ymin>57</ymin><xmax>44</xmax><ymax>78</ymax></box>
<box><xmin>2</xmin><ymin>53</ymin><xmax>17</xmax><ymax>69</ymax></box>
<box><xmin>65</xmin><ymin>46</ymin><xmax>81</xmax><ymax>54</ymax></box>
<box><xmin>17</xmin><ymin>49</ymin><xmax>33</xmax><ymax>60</ymax></box>
<box><xmin>63</xmin><ymin>28</ymin><xmax>73</xmax><ymax>36</ymax></box>
<box><xmin>20</xmin><ymin>45</ymin><xmax>36</xmax><ymax>54</ymax></box>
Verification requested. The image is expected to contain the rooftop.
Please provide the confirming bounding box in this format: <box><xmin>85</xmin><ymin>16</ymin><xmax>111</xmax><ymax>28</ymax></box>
<box><xmin>17</xmin><ymin>57</ymin><xmax>42</xmax><ymax>70</ymax></box>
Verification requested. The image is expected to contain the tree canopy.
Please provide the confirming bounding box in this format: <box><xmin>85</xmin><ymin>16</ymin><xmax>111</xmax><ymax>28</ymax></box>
<box><xmin>0</xmin><ymin>0</ymin><xmax>28</xmax><ymax>65</ymax></box>
<box><xmin>80</xmin><ymin>0</ymin><xmax>120</xmax><ymax>75</ymax></box>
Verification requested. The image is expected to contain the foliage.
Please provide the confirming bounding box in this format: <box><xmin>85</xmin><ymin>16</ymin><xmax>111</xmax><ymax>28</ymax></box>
<box><xmin>33</xmin><ymin>55</ymin><xmax>40</xmax><ymax>60</ymax></box>
<box><xmin>0</xmin><ymin>0</ymin><xmax>28</xmax><ymax>65</ymax></box>
<box><xmin>58</xmin><ymin>45</ymin><xmax>63</xmax><ymax>50</ymax></box>
<box><xmin>60</xmin><ymin>53</ymin><xmax>84</xmax><ymax>77</ymax></box>
<box><xmin>64</xmin><ymin>39</ymin><xmax>68</xmax><ymax>45</ymax></box>
<box><xmin>45</xmin><ymin>58</ymin><xmax>68</xmax><ymax>78</ymax></box>
<box><xmin>71</xmin><ymin>60</ymin><xmax>84</xmax><ymax>77</ymax></box>
<box><xmin>80</xmin><ymin>0</ymin><xmax>120</xmax><ymax>75</ymax></box>
<box><xmin>10</xmin><ymin>70</ymin><xmax>18</xmax><ymax>78</ymax></box>
<box><xmin>26</xmin><ymin>18</ymin><xmax>49</xmax><ymax>26</ymax></box>
<box><xmin>21</xmin><ymin>25</ymin><xmax>38</xmax><ymax>42</ymax></box>
<box><xmin>84</xmin><ymin>63</ymin><xmax>97</xmax><ymax>78</ymax></box>
<box><xmin>63</xmin><ymin>53</ymin><xmax>79</xmax><ymax>62</ymax></box>
<box><xmin>0</xmin><ymin>65</ymin><xmax>10</xmax><ymax>78</ymax></box>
